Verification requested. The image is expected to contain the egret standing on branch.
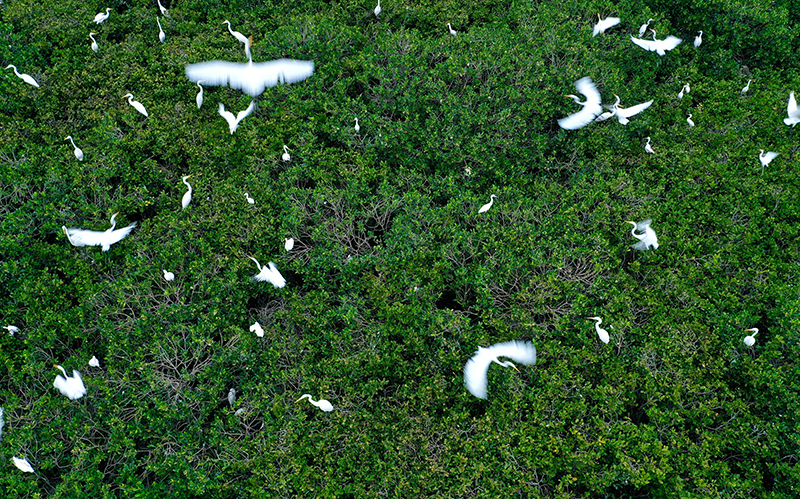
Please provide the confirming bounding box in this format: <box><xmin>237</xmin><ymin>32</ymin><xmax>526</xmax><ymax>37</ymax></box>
<box><xmin>374</xmin><ymin>0</ymin><xmax>381</xmax><ymax>17</ymax></box>
<box><xmin>740</xmin><ymin>80</ymin><xmax>751</xmax><ymax>95</ymax></box>
<box><xmin>297</xmin><ymin>394</ymin><xmax>334</xmax><ymax>412</ymax></box>
<box><xmin>694</xmin><ymin>31</ymin><xmax>703</xmax><ymax>48</ymax></box>
<box><xmin>464</xmin><ymin>340</ymin><xmax>537</xmax><ymax>399</ymax></box>
<box><xmin>743</xmin><ymin>328</ymin><xmax>758</xmax><ymax>346</ymax></box>
<box><xmin>195</xmin><ymin>80</ymin><xmax>204</xmax><ymax>108</ymax></box>
<box><xmin>282</xmin><ymin>145</ymin><xmax>291</xmax><ymax>162</ymax></box>
<box><xmin>625</xmin><ymin>219</ymin><xmax>659</xmax><ymax>250</ymax></box>
<box><xmin>644</xmin><ymin>136</ymin><xmax>654</xmax><ymax>154</ymax></box>
<box><xmin>558</xmin><ymin>77</ymin><xmax>602</xmax><ymax>130</ymax></box>
<box><xmin>447</xmin><ymin>23</ymin><xmax>457</xmax><ymax>36</ymax></box>
<box><xmin>638</xmin><ymin>18</ymin><xmax>654</xmax><ymax>37</ymax></box>
<box><xmin>686</xmin><ymin>113</ymin><xmax>695</xmax><ymax>127</ymax></box>
<box><xmin>593</xmin><ymin>14</ymin><xmax>620</xmax><ymax>37</ymax></box>
<box><xmin>478</xmin><ymin>194</ymin><xmax>497</xmax><ymax>213</ymax></box>
<box><xmin>65</xmin><ymin>136</ymin><xmax>84</xmax><ymax>161</ymax></box>
<box><xmin>157</xmin><ymin>17</ymin><xmax>166</xmax><ymax>43</ymax></box>
<box><xmin>53</xmin><ymin>365</ymin><xmax>87</xmax><ymax>400</ymax></box>
<box><xmin>5</xmin><ymin>65</ymin><xmax>39</xmax><ymax>87</ymax></box>
<box><xmin>784</xmin><ymin>92</ymin><xmax>800</xmax><ymax>126</ymax></box>
<box><xmin>181</xmin><ymin>175</ymin><xmax>194</xmax><ymax>209</ymax></box>
<box><xmin>587</xmin><ymin>317</ymin><xmax>610</xmax><ymax>343</ymax></box>
<box><xmin>63</xmin><ymin>213</ymin><xmax>137</xmax><ymax>252</ymax></box>
<box><xmin>123</xmin><ymin>93</ymin><xmax>149</xmax><ymax>117</ymax></box>
<box><xmin>678</xmin><ymin>83</ymin><xmax>690</xmax><ymax>100</ymax></box>
<box><xmin>89</xmin><ymin>32</ymin><xmax>99</xmax><ymax>52</ymax></box>
<box><xmin>248</xmin><ymin>257</ymin><xmax>286</xmax><ymax>288</ymax></box>
<box><xmin>222</xmin><ymin>20</ymin><xmax>251</xmax><ymax>61</ymax></box>
<box><xmin>94</xmin><ymin>8</ymin><xmax>111</xmax><ymax>24</ymax></box>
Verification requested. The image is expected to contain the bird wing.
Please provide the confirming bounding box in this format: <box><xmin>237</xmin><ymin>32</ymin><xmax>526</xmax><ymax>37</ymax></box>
<box><xmin>788</xmin><ymin>92</ymin><xmax>799</xmax><ymax>117</ymax></box>
<box><xmin>236</xmin><ymin>101</ymin><xmax>256</xmax><ymax>122</ymax></box>
<box><xmin>594</xmin><ymin>110</ymin><xmax>615</xmax><ymax>122</ymax></box>
<box><xmin>489</xmin><ymin>340</ymin><xmax>538</xmax><ymax>366</ymax></box>
<box><xmin>218</xmin><ymin>103</ymin><xmax>236</xmax><ymax>127</ymax></box>
<box><xmin>104</xmin><ymin>224</ymin><xmax>137</xmax><ymax>247</ymax></box>
<box><xmin>635</xmin><ymin>219</ymin><xmax>653</xmax><ymax>231</ymax></box>
<box><xmin>464</xmin><ymin>348</ymin><xmax>493</xmax><ymax>399</ymax></box>
<box><xmin>266</xmin><ymin>262</ymin><xmax>286</xmax><ymax>288</ymax></box>
<box><xmin>186</xmin><ymin>59</ymin><xmax>314</xmax><ymax>97</ymax></box>
<box><xmin>616</xmin><ymin>99</ymin><xmax>653</xmax><ymax>119</ymax></box>
<box><xmin>558</xmin><ymin>77</ymin><xmax>602</xmax><ymax>130</ymax></box>
<box><xmin>64</xmin><ymin>228</ymin><xmax>105</xmax><ymax>247</ymax></box>
<box><xmin>630</xmin><ymin>35</ymin><xmax>656</xmax><ymax>52</ymax></box>
<box><xmin>251</xmin><ymin>59</ymin><xmax>315</xmax><ymax>87</ymax></box>
<box><xmin>763</xmin><ymin>152</ymin><xmax>779</xmax><ymax>162</ymax></box>
<box><xmin>655</xmin><ymin>36</ymin><xmax>682</xmax><ymax>54</ymax></box>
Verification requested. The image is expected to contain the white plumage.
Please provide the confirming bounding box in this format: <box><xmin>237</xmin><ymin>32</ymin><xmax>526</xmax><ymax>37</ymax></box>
<box><xmin>13</xmin><ymin>456</ymin><xmax>34</xmax><ymax>473</ymax></box>
<box><xmin>94</xmin><ymin>8</ymin><xmax>111</xmax><ymax>24</ymax></box>
<box><xmin>89</xmin><ymin>32</ymin><xmax>99</xmax><ymax>52</ymax></box>
<box><xmin>478</xmin><ymin>194</ymin><xmax>497</xmax><ymax>213</ymax></box>
<box><xmin>163</xmin><ymin>269</ymin><xmax>175</xmax><ymax>281</ymax></box>
<box><xmin>284</xmin><ymin>238</ymin><xmax>295</xmax><ymax>251</ymax></box>
<box><xmin>249</xmin><ymin>257</ymin><xmax>286</xmax><ymax>288</ymax></box>
<box><xmin>195</xmin><ymin>80</ymin><xmax>204</xmax><ymax>109</ymax></box>
<box><xmin>694</xmin><ymin>31</ymin><xmax>703</xmax><ymax>48</ymax></box>
<box><xmin>89</xmin><ymin>356</ymin><xmax>100</xmax><ymax>368</ymax></box>
<box><xmin>464</xmin><ymin>340</ymin><xmax>537</xmax><ymax>399</ymax></box>
<box><xmin>62</xmin><ymin>213</ymin><xmax>136</xmax><ymax>252</ymax></box>
<box><xmin>186</xmin><ymin>59</ymin><xmax>315</xmax><ymax>98</ymax></box>
<box><xmin>625</xmin><ymin>219</ymin><xmax>659</xmax><ymax>250</ymax></box>
<box><xmin>181</xmin><ymin>175</ymin><xmax>194</xmax><ymax>209</ymax></box>
<box><xmin>65</xmin><ymin>136</ymin><xmax>84</xmax><ymax>161</ymax></box>
<box><xmin>558</xmin><ymin>77</ymin><xmax>603</xmax><ymax>130</ymax></box>
<box><xmin>297</xmin><ymin>394</ymin><xmax>333</xmax><ymax>412</ymax></box>
<box><xmin>218</xmin><ymin>101</ymin><xmax>255</xmax><ymax>134</ymax></box>
<box><xmin>592</xmin><ymin>14</ymin><xmax>620</xmax><ymax>37</ymax></box>
<box><xmin>644</xmin><ymin>136</ymin><xmax>654</xmax><ymax>154</ymax></box>
<box><xmin>759</xmin><ymin>149</ymin><xmax>779</xmax><ymax>167</ymax></box>
<box><xmin>53</xmin><ymin>365</ymin><xmax>87</xmax><ymax>400</ymax></box>
<box><xmin>282</xmin><ymin>145</ymin><xmax>291</xmax><ymax>162</ymax></box>
<box><xmin>630</xmin><ymin>31</ymin><xmax>682</xmax><ymax>56</ymax></box>
<box><xmin>157</xmin><ymin>17</ymin><xmax>166</xmax><ymax>43</ymax></box>
<box><xmin>123</xmin><ymin>93</ymin><xmax>149</xmax><ymax>117</ymax></box>
<box><xmin>587</xmin><ymin>317</ymin><xmax>610</xmax><ymax>343</ymax></box>
<box><xmin>250</xmin><ymin>321</ymin><xmax>264</xmax><ymax>337</ymax></box>
<box><xmin>784</xmin><ymin>92</ymin><xmax>800</xmax><ymax>126</ymax></box>
<box><xmin>6</xmin><ymin>64</ymin><xmax>39</xmax><ymax>87</ymax></box>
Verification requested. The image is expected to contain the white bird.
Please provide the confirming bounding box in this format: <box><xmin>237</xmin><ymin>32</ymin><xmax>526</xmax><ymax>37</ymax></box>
<box><xmin>447</xmin><ymin>23</ymin><xmax>457</xmax><ymax>36</ymax></box>
<box><xmin>4</xmin><ymin>325</ymin><xmax>18</xmax><ymax>336</ymax></box>
<box><xmin>250</xmin><ymin>321</ymin><xmax>264</xmax><ymax>337</ymax></box>
<box><xmin>638</xmin><ymin>18</ymin><xmax>654</xmax><ymax>37</ymax></box>
<box><xmin>163</xmin><ymin>269</ymin><xmax>175</xmax><ymax>281</ymax></box>
<box><xmin>354</xmin><ymin>117</ymin><xmax>360</xmax><ymax>133</ymax></box>
<box><xmin>297</xmin><ymin>394</ymin><xmax>334</xmax><ymax>412</ymax></box>
<box><xmin>758</xmin><ymin>149</ymin><xmax>779</xmax><ymax>167</ymax></box>
<box><xmin>593</xmin><ymin>14</ymin><xmax>620</xmax><ymax>37</ymax></box>
<box><xmin>631</xmin><ymin>29</ymin><xmax>682</xmax><ymax>56</ymax></box>
<box><xmin>594</xmin><ymin>94</ymin><xmax>620</xmax><ymax>122</ymax></box>
<box><xmin>53</xmin><ymin>365</ymin><xmax>87</xmax><ymax>400</ymax></box>
<box><xmin>587</xmin><ymin>316</ymin><xmax>610</xmax><ymax>344</ymax></box>
<box><xmin>743</xmin><ymin>328</ymin><xmax>758</xmax><ymax>347</ymax></box>
<box><xmin>609</xmin><ymin>95</ymin><xmax>653</xmax><ymax>125</ymax></box>
<box><xmin>249</xmin><ymin>257</ymin><xmax>286</xmax><ymax>288</ymax></box>
<box><xmin>464</xmin><ymin>340</ymin><xmax>537</xmax><ymax>399</ymax></box>
<box><xmin>478</xmin><ymin>194</ymin><xmax>497</xmax><ymax>214</ymax></box>
<box><xmin>374</xmin><ymin>0</ymin><xmax>381</xmax><ymax>17</ymax></box>
<box><xmin>740</xmin><ymin>79</ymin><xmax>751</xmax><ymax>95</ymax></box>
<box><xmin>784</xmin><ymin>92</ymin><xmax>800</xmax><ymax>127</ymax></box>
<box><xmin>282</xmin><ymin>145</ymin><xmax>291</xmax><ymax>162</ymax></box>
<box><xmin>558</xmin><ymin>77</ymin><xmax>603</xmax><ymax>130</ymax></box>
<box><xmin>186</xmin><ymin>59</ymin><xmax>315</xmax><ymax>98</ymax></box>
<box><xmin>89</xmin><ymin>32</ymin><xmax>99</xmax><ymax>52</ymax></box>
<box><xmin>244</xmin><ymin>192</ymin><xmax>255</xmax><ymax>204</ymax></box>
<box><xmin>284</xmin><ymin>238</ymin><xmax>295</xmax><ymax>251</ymax></box>
<box><xmin>181</xmin><ymin>175</ymin><xmax>194</xmax><ymax>209</ymax></box>
<box><xmin>0</xmin><ymin>407</ymin><xmax>4</xmax><ymax>441</ymax></box>
<box><xmin>686</xmin><ymin>113</ymin><xmax>694</xmax><ymax>127</ymax></box>
<box><xmin>94</xmin><ymin>8</ymin><xmax>111</xmax><ymax>24</ymax></box>
<box><xmin>644</xmin><ymin>136</ymin><xmax>654</xmax><ymax>154</ymax></box>
<box><xmin>123</xmin><ymin>93</ymin><xmax>148</xmax><ymax>117</ymax></box>
<box><xmin>694</xmin><ymin>30</ymin><xmax>703</xmax><ymax>48</ymax></box>
<box><xmin>157</xmin><ymin>0</ymin><xmax>169</xmax><ymax>16</ymax></box>
<box><xmin>64</xmin><ymin>136</ymin><xmax>84</xmax><ymax>161</ymax></box>
<box><xmin>12</xmin><ymin>456</ymin><xmax>34</xmax><ymax>473</ymax></box>
<box><xmin>88</xmin><ymin>356</ymin><xmax>100</xmax><ymax>368</ymax></box>
<box><xmin>5</xmin><ymin>64</ymin><xmax>39</xmax><ymax>88</ymax></box>
<box><xmin>228</xmin><ymin>388</ymin><xmax>237</xmax><ymax>406</ymax></box>
<box><xmin>218</xmin><ymin>101</ymin><xmax>255</xmax><ymax>134</ymax></box>
<box><xmin>195</xmin><ymin>80</ymin><xmax>204</xmax><ymax>109</ymax></box>
<box><xmin>157</xmin><ymin>17</ymin><xmax>166</xmax><ymax>43</ymax></box>
<box><xmin>625</xmin><ymin>219</ymin><xmax>659</xmax><ymax>250</ymax></box>
<box><xmin>63</xmin><ymin>213</ymin><xmax>137</xmax><ymax>252</ymax></box>
<box><xmin>222</xmin><ymin>20</ymin><xmax>251</xmax><ymax>60</ymax></box>
<box><xmin>678</xmin><ymin>83</ymin><xmax>690</xmax><ymax>100</ymax></box>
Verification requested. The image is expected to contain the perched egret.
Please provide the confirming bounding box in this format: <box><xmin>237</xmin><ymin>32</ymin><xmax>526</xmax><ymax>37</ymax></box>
<box><xmin>157</xmin><ymin>0</ymin><xmax>168</xmax><ymax>16</ymax></box>
<box><xmin>228</xmin><ymin>388</ymin><xmax>237</xmax><ymax>406</ymax></box>
<box><xmin>607</xmin><ymin>94</ymin><xmax>653</xmax><ymax>125</ymax></box>
<box><xmin>678</xmin><ymin>83</ymin><xmax>690</xmax><ymax>100</ymax></box>
<box><xmin>694</xmin><ymin>30</ymin><xmax>703</xmax><ymax>48</ymax></box>
<box><xmin>94</xmin><ymin>8</ymin><xmax>111</xmax><ymax>24</ymax></box>
<box><xmin>88</xmin><ymin>356</ymin><xmax>100</xmax><ymax>368</ymax></box>
<box><xmin>5</xmin><ymin>65</ymin><xmax>39</xmax><ymax>87</ymax></box>
<box><xmin>181</xmin><ymin>175</ymin><xmax>194</xmax><ymax>209</ymax></box>
<box><xmin>222</xmin><ymin>20</ymin><xmax>251</xmax><ymax>61</ymax></box>
<box><xmin>218</xmin><ymin>101</ymin><xmax>255</xmax><ymax>134</ymax></box>
<box><xmin>163</xmin><ymin>269</ymin><xmax>175</xmax><ymax>281</ymax></box>
<box><xmin>63</xmin><ymin>213</ymin><xmax>137</xmax><ymax>252</ymax></box>
<box><xmin>625</xmin><ymin>219</ymin><xmax>659</xmax><ymax>250</ymax></box>
<box><xmin>478</xmin><ymin>194</ymin><xmax>497</xmax><ymax>213</ymax></box>
<box><xmin>447</xmin><ymin>23</ymin><xmax>457</xmax><ymax>36</ymax></box>
<box><xmin>297</xmin><ymin>394</ymin><xmax>334</xmax><ymax>412</ymax></box>
<box><xmin>558</xmin><ymin>77</ymin><xmax>602</xmax><ymax>130</ymax></box>
<box><xmin>250</xmin><ymin>321</ymin><xmax>264</xmax><ymax>337</ymax></box>
<box><xmin>686</xmin><ymin>113</ymin><xmax>694</xmax><ymax>127</ymax></box>
<box><xmin>464</xmin><ymin>340</ymin><xmax>536</xmax><ymax>399</ymax></box>
<box><xmin>740</xmin><ymin>79</ymin><xmax>751</xmax><ymax>95</ymax></box>
<box><xmin>4</xmin><ymin>325</ymin><xmax>18</xmax><ymax>336</ymax></box>
<box><xmin>186</xmin><ymin>58</ymin><xmax>315</xmax><ymax>98</ymax></box>
<box><xmin>123</xmin><ymin>93</ymin><xmax>149</xmax><ymax>117</ymax></box>
<box><xmin>784</xmin><ymin>92</ymin><xmax>800</xmax><ymax>126</ymax></box>
<box><xmin>285</xmin><ymin>238</ymin><xmax>295</xmax><ymax>251</ymax></box>
<box><xmin>12</xmin><ymin>456</ymin><xmax>34</xmax><ymax>473</ymax></box>
<box><xmin>593</xmin><ymin>14</ymin><xmax>620</xmax><ymax>37</ymax></box>
<box><xmin>157</xmin><ymin>17</ymin><xmax>166</xmax><ymax>43</ymax></box>
<box><xmin>354</xmin><ymin>117</ymin><xmax>360</xmax><ymax>133</ymax></box>
<box><xmin>644</xmin><ymin>136</ymin><xmax>654</xmax><ymax>154</ymax></box>
<box><xmin>587</xmin><ymin>316</ymin><xmax>610</xmax><ymax>344</ymax></box>
<box><xmin>244</xmin><ymin>192</ymin><xmax>255</xmax><ymax>204</ymax></box>
<box><xmin>743</xmin><ymin>328</ymin><xmax>758</xmax><ymax>347</ymax></box>
<box><xmin>638</xmin><ymin>18</ymin><xmax>654</xmax><ymax>37</ymax></box>
<box><xmin>758</xmin><ymin>149</ymin><xmax>779</xmax><ymax>167</ymax></box>
<box><xmin>374</xmin><ymin>0</ymin><xmax>381</xmax><ymax>17</ymax></box>
<box><xmin>89</xmin><ymin>32</ymin><xmax>99</xmax><ymax>52</ymax></box>
<box><xmin>281</xmin><ymin>145</ymin><xmax>291</xmax><ymax>162</ymax></box>
<box><xmin>0</xmin><ymin>407</ymin><xmax>4</xmax><ymax>440</ymax></box>
<box><xmin>64</xmin><ymin>136</ymin><xmax>84</xmax><ymax>161</ymax></box>
<box><xmin>249</xmin><ymin>257</ymin><xmax>286</xmax><ymax>288</ymax></box>
<box><xmin>195</xmin><ymin>80</ymin><xmax>204</xmax><ymax>109</ymax></box>
<box><xmin>53</xmin><ymin>365</ymin><xmax>87</xmax><ymax>400</ymax></box>
<box><xmin>631</xmin><ymin>29</ymin><xmax>682</xmax><ymax>56</ymax></box>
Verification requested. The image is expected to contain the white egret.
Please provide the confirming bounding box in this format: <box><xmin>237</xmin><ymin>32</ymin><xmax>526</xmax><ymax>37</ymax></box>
<box><xmin>594</xmin><ymin>94</ymin><xmax>620</xmax><ymax>122</ymax></box>
<box><xmin>625</xmin><ymin>219</ymin><xmax>659</xmax><ymax>250</ymax></box>
<box><xmin>282</xmin><ymin>145</ymin><xmax>291</xmax><ymax>162</ymax></box>
<box><xmin>631</xmin><ymin>29</ymin><xmax>682</xmax><ymax>56</ymax></box>
<box><xmin>195</xmin><ymin>80</ymin><xmax>204</xmax><ymax>109</ymax></box>
<box><xmin>587</xmin><ymin>316</ymin><xmax>610</xmax><ymax>344</ymax></box>
<box><xmin>88</xmin><ymin>356</ymin><xmax>100</xmax><ymax>367</ymax></box>
<box><xmin>644</xmin><ymin>136</ymin><xmax>654</xmax><ymax>154</ymax></box>
<box><xmin>250</xmin><ymin>321</ymin><xmax>264</xmax><ymax>337</ymax></box>
<box><xmin>354</xmin><ymin>117</ymin><xmax>360</xmax><ymax>132</ymax></box>
<box><xmin>186</xmin><ymin>58</ymin><xmax>315</xmax><ymax>98</ymax></box>
<box><xmin>218</xmin><ymin>101</ymin><xmax>255</xmax><ymax>134</ymax></box>
<box><xmin>53</xmin><ymin>365</ymin><xmax>87</xmax><ymax>400</ymax></box>
<box><xmin>94</xmin><ymin>8</ymin><xmax>111</xmax><ymax>24</ymax></box>
<box><xmin>123</xmin><ymin>93</ymin><xmax>149</xmax><ymax>117</ymax></box>
<box><xmin>686</xmin><ymin>113</ymin><xmax>694</xmax><ymax>127</ymax></box>
<box><xmin>63</xmin><ymin>213</ymin><xmax>137</xmax><ymax>252</ymax></box>
<box><xmin>244</xmin><ymin>192</ymin><xmax>255</xmax><ymax>204</ymax></box>
<box><xmin>157</xmin><ymin>17</ymin><xmax>166</xmax><ymax>43</ymax></box>
<box><xmin>758</xmin><ymin>149</ymin><xmax>779</xmax><ymax>167</ymax></box>
<box><xmin>64</xmin><ymin>136</ymin><xmax>84</xmax><ymax>161</ymax></box>
<box><xmin>157</xmin><ymin>0</ymin><xmax>169</xmax><ymax>16</ymax></box>
<box><xmin>694</xmin><ymin>30</ymin><xmax>703</xmax><ymax>48</ymax></box>
<box><xmin>374</xmin><ymin>0</ymin><xmax>381</xmax><ymax>17</ymax></box>
<box><xmin>0</xmin><ymin>407</ymin><xmax>4</xmax><ymax>441</ymax></box>
<box><xmin>464</xmin><ymin>340</ymin><xmax>536</xmax><ymax>399</ymax></box>
<box><xmin>228</xmin><ymin>388</ymin><xmax>237</xmax><ymax>406</ymax></box>
<box><xmin>678</xmin><ymin>83</ymin><xmax>690</xmax><ymax>100</ymax></box>
<box><xmin>558</xmin><ymin>77</ymin><xmax>603</xmax><ymax>130</ymax></box>
<box><xmin>593</xmin><ymin>14</ymin><xmax>620</xmax><ymax>37</ymax></box>
<box><xmin>784</xmin><ymin>92</ymin><xmax>800</xmax><ymax>126</ymax></box>
<box><xmin>248</xmin><ymin>257</ymin><xmax>286</xmax><ymax>288</ymax></box>
<box><xmin>4</xmin><ymin>325</ymin><xmax>18</xmax><ymax>336</ymax></box>
<box><xmin>609</xmin><ymin>95</ymin><xmax>653</xmax><ymax>125</ymax></box>
<box><xmin>638</xmin><ymin>18</ymin><xmax>654</xmax><ymax>37</ymax></box>
<box><xmin>285</xmin><ymin>238</ymin><xmax>295</xmax><ymax>251</ymax></box>
<box><xmin>740</xmin><ymin>79</ymin><xmax>751</xmax><ymax>95</ymax></box>
<box><xmin>447</xmin><ymin>23</ymin><xmax>457</xmax><ymax>36</ymax></box>
<box><xmin>743</xmin><ymin>328</ymin><xmax>758</xmax><ymax>347</ymax></box>
<box><xmin>5</xmin><ymin>65</ymin><xmax>39</xmax><ymax>88</ymax></box>
<box><xmin>12</xmin><ymin>457</ymin><xmax>34</xmax><ymax>473</ymax></box>
<box><xmin>89</xmin><ymin>32</ymin><xmax>99</xmax><ymax>52</ymax></box>
<box><xmin>478</xmin><ymin>194</ymin><xmax>497</xmax><ymax>213</ymax></box>
<box><xmin>222</xmin><ymin>20</ymin><xmax>251</xmax><ymax>61</ymax></box>
<box><xmin>297</xmin><ymin>394</ymin><xmax>334</xmax><ymax>412</ymax></box>
<box><xmin>163</xmin><ymin>269</ymin><xmax>175</xmax><ymax>281</ymax></box>
<box><xmin>181</xmin><ymin>175</ymin><xmax>194</xmax><ymax>209</ymax></box>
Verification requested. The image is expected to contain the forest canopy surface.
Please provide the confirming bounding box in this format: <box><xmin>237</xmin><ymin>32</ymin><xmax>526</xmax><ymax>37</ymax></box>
<box><xmin>1</xmin><ymin>0</ymin><xmax>799</xmax><ymax>497</ymax></box>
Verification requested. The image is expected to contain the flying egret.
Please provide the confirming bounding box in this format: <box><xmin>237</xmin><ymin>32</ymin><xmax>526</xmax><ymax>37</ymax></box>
<box><xmin>218</xmin><ymin>101</ymin><xmax>255</xmax><ymax>134</ymax></box>
<box><xmin>625</xmin><ymin>219</ymin><xmax>659</xmax><ymax>250</ymax></box>
<box><xmin>354</xmin><ymin>117</ymin><xmax>360</xmax><ymax>132</ymax></box>
<box><xmin>157</xmin><ymin>17</ymin><xmax>166</xmax><ymax>43</ymax></box>
<box><xmin>285</xmin><ymin>238</ymin><xmax>295</xmax><ymax>251</ymax></box>
<box><xmin>594</xmin><ymin>94</ymin><xmax>620</xmax><ymax>122</ymax></box>
<box><xmin>53</xmin><ymin>365</ymin><xmax>87</xmax><ymax>400</ymax></box>
<box><xmin>644</xmin><ymin>136</ymin><xmax>654</xmax><ymax>154</ymax></box>
<box><xmin>678</xmin><ymin>83</ymin><xmax>690</xmax><ymax>100</ymax></box>
<box><xmin>250</xmin><ymin>321</ymin><xmax>264</xmax><ymax>337</ymax></box>
<box><xmin>608</xmin><ymin>95</ymin><xmax>653</xmax><ymax>125</ymax></box>
<box><xmin>63</xmin><ymin>213</ymin><xmax>137</xmax><ymax>252</ymax></box>
<box><xmin>195</xmin><ymin>80</ymin><xmax>204</xmax><ymax>109</ymax></box>
<box><xmin>631</xmin><ymin>29</ymin><xmax>682</xmax><ymax>56</ymax></box>
<box><xmin>638</xmin><ymin>18</ymin><xmax>654</xmax><ymax>37</ymax></box>
<box><xmin>64</xmin><ymin>136</ymin><xmax>84</xmax><ymax>161</ymax></box>
<box><xmin>784</xmin><ymin>92</ymin><xmax>800</xmax><ymax>126</ymax></box>
<box><xmin>374</xmin><ymin>0</ymin><xmax>381</xmax><ymax>17</ymax></box>
<box><xmin>593</xmin><ymin>14</ymin><xmax>620</xmax><ymax>37</ymax></box>
<box><xmin>186</xmin><ymin>58</ymin><xmax>315</xmax><ymax>98</ymax></box>
<box><xmin>12</xmin><ymin>457</ymin><xmax>34</xmax><ymax>473</ymax></box>
<box><xmin>478</xmin><ymin>194</ymin><xmax>497</xmax><ymax>213</ymax></box>
<box><xmin>464</xmin><ymin>340</ymin><xmax>536</xmax><ymax>399</ymax></box>
<box><xmin>163</xmin><ymin>269</ymin><xmax>175</xmax><ymax>281</ymax></box>
<box><xmin>743</xmin><ymin>328</ymin><xmax>758</xmax><ymax>347</ymax></box>
<box><xmin>297</xmin><ymin>394</ymin><xmax>334</xmax><ymax>412</ymax></box>
<box><xmin>4</xmin><ymin>325</ymin><xmax>18</xmax><ymax>336</ymax></box>
<box><xmin>157</xmin><ymin>0</ymin><xmax>168</xmax><ymax>16</ymax></box>
<box><xmin>5</xmin><ymin>65</ymin><xmax>39</xmax><ymax>87</ymax></box>
<box><xmin>228</xmin><ymin>388</ymin><xmax>237</xmax><ymax>406</ymax></box>
<box><xmin>447</xmin><ymin>23</ymin><xmax>457</xmax><ymax>36</ymax></box>
<box><xmin>282</xmin><ymin>145</ymin><xmax>291</xmax><ymax>162</ymax></box>
<box><xmin>181</xmin><ymin>175</ymin><xmax>194</xmax><ymax>209</ymax></box>
<box><xmin>244</xmin><ymin>192</ymin><xmax>255</xmax><ymax>204</ymax></box>
<box><xmin>587</xmin><ymin>316</ymin><xmax>610</xmax><ymax>344</ymax></box>
<box><xmin>694</xmin><ymin>30</ymin><xmax>703</xmax><ymax>48</ymax></box>
<box><xmin>686</xmin><ymin>113</ymin><xmax>694</xmax><ymax>127</ymax></box>
<box><xmin>123</xmin><ymin>93</ymin><xmax>148</xmax><ymax>117</ymax></box>
<box><xmin>88</xmin><ymin>356</ymin><xmax>100</xmax><ymax>367</ymax></box>
<box><xmin>248</xmin><ymin>257</ymin><xmax>286</xmax><ymax>288</ymax></box>
<box><xmin>758</xmin><ymin>149</ymin><xmax>779</xmax><ymax>167</ymax></box>
<box><xmin>740</xmin><ymin>80</ymin><xmax>751</xmax><ymax>95</ymax></box>
<box><xmin>89</xmin><ymin>32</ymin><xmax>99</xmax><ymax>52</ymax></box>
<box><xmin>94</xmin><ymin>8</ymin><xmax>111</xmax><ymax>24</ymax></box>
<box><xmin>558</xmin><ymin>77</ymin><xmax>602</xmax><ymax>130</ymax></box>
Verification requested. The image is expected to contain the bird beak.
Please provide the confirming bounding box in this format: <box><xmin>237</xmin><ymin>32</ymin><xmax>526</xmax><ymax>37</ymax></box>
<box><xmin>624</xmin><ymin>220</ymin><xmax>634</xmax><ymax>224</ymax></box>
<box><xmin>113</xmin><ymin>212</ymin><xmax>119</xmax><ymax>217</ymax></box>
<box><xmin>511</xmin><ymin>365</ymin><xmax>521</xmax><ymax>373</ymax></box>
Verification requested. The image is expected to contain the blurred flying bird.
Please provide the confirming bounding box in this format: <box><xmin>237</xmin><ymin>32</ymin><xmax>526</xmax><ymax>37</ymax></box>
<box><xmin>249</xmin><ymin>257</ymin><xmax>286</xmax><ymax>288</ymax></box>
<box><xmin>759</xmin><ymin>149</ymin><xmax>779</xmax><ymax>168</ymax></box>
<box><xmin>218</xmin><ymin>101</ymin><xmax>255</xmax><ymax>134</ymax></box>
<box><xmin>625</xmin><ymin>219</ymin><xmax>659</xmax><ymax>250</ymax></box>
<box><xmin>464</xmin><ymin>340</ymin><xmax>537</xmax><ymax>399</ymax></box>
<box><xmin>63</xmin><ymin>213</ymin><xmax>136</xmax><ymax>251</ymax></box>
<box><xmin>558</xmin><ymin>77</ymin><xmax>602</xmax><ymax>129</ymax></box>
<box><xmin>631</xmin><ymin>29</ymin><xmax>681</xmax><ymax>56</ymax></box>
<box><xmin>186</xmin><ymin>59</ymin><xmax>315</xmax><ymax>98</ymax></box>
<box><xmin>593</xmin><ymin>14</ymin><xmax>620</xmax><ymax>36</ymax></box>
<box><xmin>53</xmin><ymin>365</ymin><xmax>87</xmax><ymax>400</ymax></box>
